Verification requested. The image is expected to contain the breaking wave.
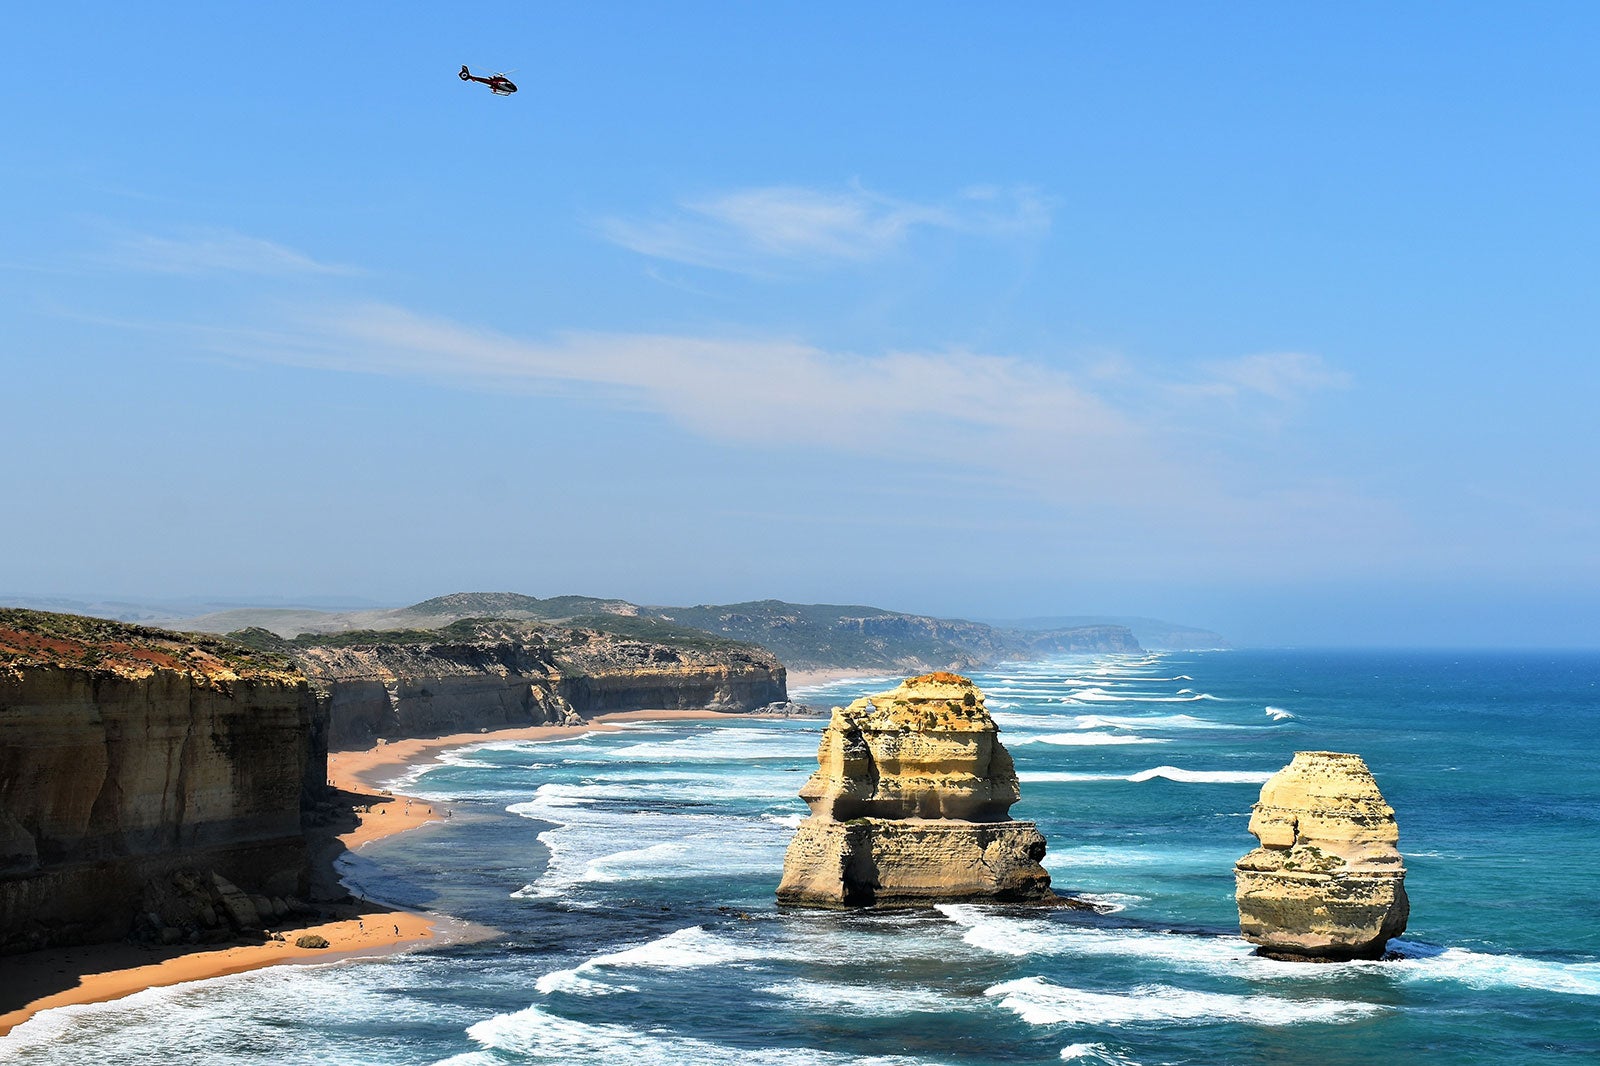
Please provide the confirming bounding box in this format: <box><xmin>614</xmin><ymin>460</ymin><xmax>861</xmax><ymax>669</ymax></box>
<box><xmin>1007</xmin><ymin>732</ymin><xmax>1171</xmax><ymax>746</ymax></box>
<box><xmin>940</xmin><ymin>907</ymin><xmax>1600</xmax><ymax>997</ymax></box>
<box><xmin>1064</xmin><ymin>688</ymin><xmax>1222</xmax><ymax>704</ymax></box>
<box><xmin>987</xmin><ymin>975</ymin><xmax>1384</xmax><ymax>1027</ymax></box>
<box><xmin>759</xmin><ymin>978</ymin><xmax>969</xmax><ymax>1016</ymax></box>
<box><xmin>1060</xmin><ymin>1043</ymin><xmax>1142</xmax><ymax>1064</ymax></box>
<box><xmin>465</xmin><ymin>1004</ymin><xmax>946</xmax><ymax>1065</ymax></box>
<box><xmin>1019</xmin><ymin>767</ymin><xmax>1274</xmax><ymax>785</ymax></box>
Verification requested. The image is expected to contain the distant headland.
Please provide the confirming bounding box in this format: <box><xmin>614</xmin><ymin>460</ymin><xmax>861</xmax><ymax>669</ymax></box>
<box><xmin>2</xmin><ymin>591</ymin><xmax>1233</xmax><ymax>673</ymax></box>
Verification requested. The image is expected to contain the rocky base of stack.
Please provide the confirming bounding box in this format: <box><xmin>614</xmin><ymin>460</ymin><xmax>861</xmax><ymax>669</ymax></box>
<box><xmin>776</xmin><ymin>817</ymin><xmax>1052</xmax><ymax>908</ymax></box>
<box><xmin>1233</xmin><ymin>750</ymin><xmax>1410</xmax><ymax>962</ymax></box>
<box><xmin>1236</xmin><ymin>850</ymin><xmax>1409</xmax><ymax>960</ymax></box>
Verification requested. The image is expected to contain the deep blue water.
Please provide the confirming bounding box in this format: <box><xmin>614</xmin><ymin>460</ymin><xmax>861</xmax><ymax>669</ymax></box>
<box><xmin>4</xmin><ymin>650</ymin><xmax>1597</xmax><ymax>1065</ymax></box>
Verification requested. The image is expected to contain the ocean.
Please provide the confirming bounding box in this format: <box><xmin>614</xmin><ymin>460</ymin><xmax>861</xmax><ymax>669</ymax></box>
<box><xmin>4</xmin><ymin>650</ymin><xmax>1597</xmax><ymax>1064</ymax></box>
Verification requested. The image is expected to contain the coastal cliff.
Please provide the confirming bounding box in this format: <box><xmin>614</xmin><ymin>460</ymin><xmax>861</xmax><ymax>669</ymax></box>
<box><xmin>778</xmin><ymin>672</ymin><xmax>1053</xmax><ymax>907</ymax></box>
<box><xmin>0</xmin><ymin>610</ymin><xmax>323</xmax><ymax>953</ymax></box>
<box><xmin>239</xmin><ymin>619</ymin><xmax>787</xmax><ymax>749</ymax></box>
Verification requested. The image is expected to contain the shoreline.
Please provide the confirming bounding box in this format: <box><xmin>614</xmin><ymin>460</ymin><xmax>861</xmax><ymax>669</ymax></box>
<box><xmin>0</xmin><ymin>706</ymin><xmax>809</xmax><ymax>1039</ymax></box>
<box><xmin>0</xmin><ymin>733</ymin><xmax>487</xmax><ymax>1038</ymax></box>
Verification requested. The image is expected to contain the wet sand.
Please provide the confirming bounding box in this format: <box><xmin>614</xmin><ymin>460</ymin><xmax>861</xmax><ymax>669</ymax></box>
<box><xmin>1</xmin><ymin>736</ymin><xmax>482</xmax><ymax>1037</ymax></box>
<box><xmin>0</xmin><ymin>709</ymin><xmax>799</xmax><ymax>1038</ymax></box>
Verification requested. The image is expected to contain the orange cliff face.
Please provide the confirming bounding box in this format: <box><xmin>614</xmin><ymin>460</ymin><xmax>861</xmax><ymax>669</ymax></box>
<box><xmin>0</xmin><ymin>609</ymin><xmax>324</xmax><ymax>954</ymax></box>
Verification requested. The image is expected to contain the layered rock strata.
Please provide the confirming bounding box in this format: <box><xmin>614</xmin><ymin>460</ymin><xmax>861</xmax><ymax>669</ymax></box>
<box><xmin>1235</xmin><ymin>751</ymin><xmax>1409</xmax><ymax>961</ymax></box>
<box><xmin>0</xmin><ymin>610</ymin><xmax>323</xmax><ymax>953</ymax></box>
<box><xmin>777</xmin><ymin>672</ymin><xmax>1052</xmax><ymax>907</ymax></box>
<box><xmin>282</xmin><ymin>621</ymin><xmax>787</xmax><ymax>749</ymax></box>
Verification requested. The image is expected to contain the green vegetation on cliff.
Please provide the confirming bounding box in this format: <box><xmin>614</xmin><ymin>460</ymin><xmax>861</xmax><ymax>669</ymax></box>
<box><xmin>0</xmin><ymin>608</ymin><xmax>297</xmax><ymax>680</ymax></box>
<box><xmin>149</xmin><ymin>592</ymin><xmax>1164</xmax><ymax>672</ymax></box>
<box><xmin>229</xmin><ymin>615</ymin><xmax>752</xmax><ymax>655</ymax></box>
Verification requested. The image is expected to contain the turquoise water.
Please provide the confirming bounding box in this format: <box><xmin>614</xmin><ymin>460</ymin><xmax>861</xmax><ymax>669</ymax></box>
<box><xmin>5</xmin><ymin>650</ymin><xmax>1597</xmax><ymax>1064</ymax></box>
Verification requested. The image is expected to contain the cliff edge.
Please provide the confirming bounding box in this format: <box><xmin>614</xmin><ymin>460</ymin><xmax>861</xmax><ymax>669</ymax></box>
<box><xmin>0</xmin><ymin>610</ymin><xmax>324</xmax><ymax>953</ymax></box>
<box><xmin>241</xmin><ymin>619</ymin><xmax>787</xmax><ymax>749</ymax></box>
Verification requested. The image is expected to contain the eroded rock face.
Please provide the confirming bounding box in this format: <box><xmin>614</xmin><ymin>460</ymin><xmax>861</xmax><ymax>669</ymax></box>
<box><xmin>0</xmin><ymin>610</ymin><xmax>321</xmax><ymax>953</ymax></box>
<box><xmin>1235</xmin><ymin>751</ymin><xmax>1409</xmax><ymax>961</ymax></box>
<box><xmin>777</xmin><ymin>673</ymin><xmax>1052</xmax><ymax>907</ymax></box>
<box><xmin>290</xmin><ymin>624</ymin><xmax>787</xmax><ymax>749</ymax></box>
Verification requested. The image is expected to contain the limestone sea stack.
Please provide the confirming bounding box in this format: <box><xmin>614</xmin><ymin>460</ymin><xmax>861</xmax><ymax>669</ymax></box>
<box><xmin>776</xmin><ymin>672</ymin><xmax>1053</xmax><ymax>908</ymax></box>
<box><xmin>1234</xmin><ymin>751</ymin><xmax>1409</xmax><ymax>961</ymax></box>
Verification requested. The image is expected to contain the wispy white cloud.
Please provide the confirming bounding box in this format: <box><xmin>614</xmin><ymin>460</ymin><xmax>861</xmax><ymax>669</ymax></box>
<box><xmin>187</xmin><ymin>301</ymin><xmax>1373</xmax><ymax>540</ymax></box>
<box><xmin>93</xmin><ymin>228</ymin><xmax>359</xmax><ymax>277</ymax></box>
<box><xmin>1199</xmin><ymin>352</ymin><xmax>1351</xmax><ymax>401</ymax></box>
<box><xmin>599</xmin><ymin>182</ymin><xmax>1049</xmax><ymax>273</ymax></box>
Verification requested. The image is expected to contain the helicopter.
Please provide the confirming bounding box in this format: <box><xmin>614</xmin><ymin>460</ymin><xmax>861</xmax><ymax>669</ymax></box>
<box><xmin>459</xmin><ymin>65</ymin><xmax>517</xmax><ymax>96</ymax></box>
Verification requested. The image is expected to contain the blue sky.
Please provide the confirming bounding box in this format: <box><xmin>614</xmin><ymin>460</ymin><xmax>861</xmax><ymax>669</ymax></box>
<box><xmin>3</xmin><ymin>4</ymin><xmax>1597</xmax><ymax>646</ymax></box>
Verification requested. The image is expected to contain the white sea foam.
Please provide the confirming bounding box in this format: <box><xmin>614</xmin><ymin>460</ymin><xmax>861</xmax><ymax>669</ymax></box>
<box><xmin>1071</xmin><ymin>892</ymin><xmax>1147</xmax><ymax>914</ymax></box>
<box><xmin>987</xmin><ymin>976</ymin><xmax>1383</xmax><ymax>1027</ymax></box>
<box><xmin>1384</xmin><ymin>941</ymin><xmax>1600</xmax><ymax>996</ymax></box>
<box><xmin>0</xmin><ymin>956</ymin><xmax>464</xmax><ymax>1061</ymax></box>
<box><xmin>1070</xmin><ymin>713</ymin><xmax>1231</xmax><ymax>730</ymax></box>
<box><xmin>534</xmin><ymin>967</ymin><xmax>637</xmax><ymax>996</ymax></box>
<box><xmin>940</xmin><ymin>905</ymin><xmax>1250</xmax><ymax>967</ymax></box>
<box><xmin>524</xmin><ymin>773</ymin><xmax>796</xmax><ymax>804</ymax></box>
<box><xmin>1060</xmin><ymin>1044</ymin><xmax>1142</xmax><ymax>1065</ymax></box>
<box><xmin>507</xmin><ymin>777</ymin><xmax>792</xmax><ymax>898</ymax></box>
<box><xmin>760</xmin><ymin>978</ymin><xmax>969</xmax><ymax>1016</ymax></box>
<box><xmin>467</xmin><ymin>1004</ymin><xmax>942</xmax><ymax>1065</ymax></box>
<box><xmin>1008</xmin><ymin>732</ymin><xmax>1170</xmax><ymax>747</ymax></box>
<box><xmin>1127</xmin><ymin>766</ymin><xmax>1274</xmax><ymax>784</ymax></box>
<box><xmin>763</xmin><ymin>812</ymin><xmax>807</xmax><ymax>828</ymax></box>
<box><xmin>939</xmin><ymin>907</ymin><xmax>1600</xmax><ymax>998</ymax></box>
<box><xmin>1019</xmin><ymin>767</ymin><xmax>1273</xmax><ymax>785</ymax></box>
<box><xmin>609</xmin><ymin>726</ymin><xmax>815</xmax><ymax>763</ymax></box>
<box><xmin>1265</xmin><ymin>706</ymin><xmax>1295</xmax><ymax>720</ymax></box>
<box><xmin>590</xmin><ymin>925</ymin><xmax>776</xmax><ymax>970</ymax></box>
<box><xmin>1064</xmin><ymin>688</ymin><xmax>1219</xmax><ymax>704</ymax></box>
<box><xmin>531</xmin><ymin>930</ymin><xmax>762</xmax><ymax>999</ymax></box>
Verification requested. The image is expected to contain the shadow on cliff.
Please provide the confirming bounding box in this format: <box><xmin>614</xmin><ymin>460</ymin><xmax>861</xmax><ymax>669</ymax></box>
<box><xmin>305</xmin><ymin>787</ymin><xmax>364</xmax><ymax>904</ymax></box>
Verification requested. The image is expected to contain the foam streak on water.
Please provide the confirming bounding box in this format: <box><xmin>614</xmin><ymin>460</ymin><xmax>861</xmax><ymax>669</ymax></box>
<box><xmin>986</xmin><ymin>975</ymin><xmax>1384</xmax><ymax>1027</ymax></box>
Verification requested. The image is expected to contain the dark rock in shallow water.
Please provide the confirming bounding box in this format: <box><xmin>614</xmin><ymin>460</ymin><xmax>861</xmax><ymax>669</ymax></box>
<box><xmin>749</xmin><ymin>701</ymin><xmax>824</xmax><ymax>718</ymax></box>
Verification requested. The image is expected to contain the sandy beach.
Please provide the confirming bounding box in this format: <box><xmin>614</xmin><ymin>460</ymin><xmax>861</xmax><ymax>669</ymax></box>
<box><xmin>0</xmin><ymin>729</ymin><xmax>501</xmax><ymax>1038</ymax></box>
<box><xmin>0</xmin><ymin>707</ymin><xmax>825</xmax><ymax>1038</ymax></box>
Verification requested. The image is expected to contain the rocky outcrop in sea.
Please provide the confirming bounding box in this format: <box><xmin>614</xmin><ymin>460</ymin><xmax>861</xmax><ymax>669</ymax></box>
<box><xmin>1234</xmin><ymin>750</ymin><xmax>1410</xmax><ymax>960</ymax></box>
<box><xmin>777</xmin><ymin>672</ymin><xmax>1053</xmax><ymax>907</ymax></box>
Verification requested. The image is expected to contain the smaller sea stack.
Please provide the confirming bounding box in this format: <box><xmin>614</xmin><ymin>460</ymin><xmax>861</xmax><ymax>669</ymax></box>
<box><xmin>1235</xmin><ymin>751</ymin><xmax>1409</xmax><ymax>961</ymax></box>
<box><xmin>776</xmin><ymin>672</ymin><xmax>1052</xmax><ymax>908</ymax></box>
